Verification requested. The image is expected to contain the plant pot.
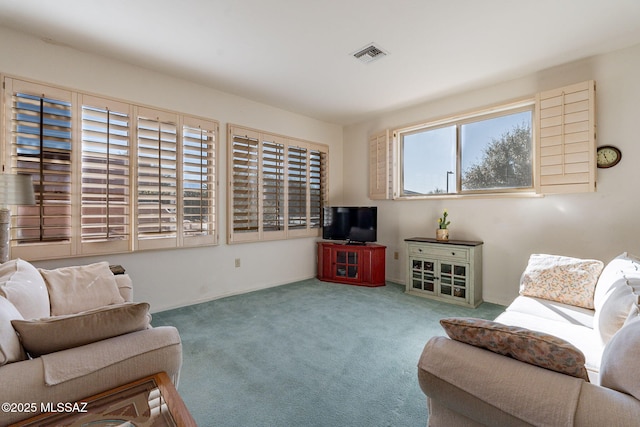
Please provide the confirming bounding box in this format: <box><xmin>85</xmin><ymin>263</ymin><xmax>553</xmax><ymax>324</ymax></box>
<box><xmin>436</xmin><ymin>228</ymin><xmax>449</xmax><ymax>241</ymax></box>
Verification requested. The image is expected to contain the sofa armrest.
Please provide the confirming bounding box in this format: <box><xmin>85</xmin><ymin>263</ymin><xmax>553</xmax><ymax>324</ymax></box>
<box><xmin>419</xmin><ymin>336</ymin><xmax>585</xmax><ymax>426</ymax></box>
<box><xmin>0</xmin><ymin>326</ymin><xmax>182</xmax><ymax>425</ymax></box>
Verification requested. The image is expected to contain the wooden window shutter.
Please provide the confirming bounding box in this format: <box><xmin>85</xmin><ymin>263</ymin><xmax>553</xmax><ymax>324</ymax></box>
<box><xmin>536</xmin><ymin>80</ymin><xmax>596</xmax><ymax>194</ymax></box>
<box><xmin>309</xmin><ymin>148</ymin><xmax>326</xmax><ymax>230</ymax></box>
<box><xmin>369</xmin><ymin>129</ymin><xmax>390</xmax><ymax>199</ymax></box>
<box><xmin>182</xmin><ymin>116</ymin><xmax>217</xmax><ymax>246</ymax></box>
<box><xmin>136</xmin><ymin>108</ymin><xmax>178</xmax><ymax>250</ymax></box>
<box><xmin>287</xmin><ymin>145</ymin><xmax>307</xmax><ymax>230</ymax></box>
<box><xmin>80</xmin><ymin>95</ymin><xmax>131</xmax><ymax>254</ymax></box>
<box><xmin>6</xmin><ymin>78</ymin><xmax>73</xmax><ymax>260</ymax></box>
<box><xmin>229</xmin><ymin>127</ymin><xmax>260</xmax><ymax>242</ymax></box>
<box><xmin>262</xmin><ymin>135</ymin><xmax>285</xmax><ymax>232</ymax></box>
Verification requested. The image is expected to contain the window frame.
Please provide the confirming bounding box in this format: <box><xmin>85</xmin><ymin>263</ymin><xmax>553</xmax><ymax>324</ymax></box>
<box><xmin>394</xmin><ymin>99</ymin><xmax>537</xmax><ymax>199</ymax></box>
<box><xmin>2</xmin><ymin>75</ymin><xmax>219</xmax><ymax>261</ymax></box>
<box><xmin>227</xmin><ymin>124</ymin><xmax>329</xmax><ymax>244</ymax></box>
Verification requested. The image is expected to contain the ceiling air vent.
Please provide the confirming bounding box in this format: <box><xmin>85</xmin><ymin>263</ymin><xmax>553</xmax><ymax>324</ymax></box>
<box><xmin>351</xmin><ymin>43</ymin><xmax>388</xmax><ymax>64</ymax></box>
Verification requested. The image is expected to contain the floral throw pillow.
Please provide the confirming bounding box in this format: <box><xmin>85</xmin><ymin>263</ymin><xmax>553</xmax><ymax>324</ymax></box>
<box><xmin>519</xmin><ymin>254</ymin><xmax>604</xmax><ymax>309</ymax></box>
<box><xmin>440</xmin><ymin>317</ymin><xmax>590</xmax><ymax>381</ymax></box>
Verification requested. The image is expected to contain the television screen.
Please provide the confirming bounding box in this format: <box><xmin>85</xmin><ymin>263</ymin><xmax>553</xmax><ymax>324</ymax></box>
<box><xmin>322</xmin><ymin>206</ymin><xmax>377</xmax><ymax>243</ymax></box>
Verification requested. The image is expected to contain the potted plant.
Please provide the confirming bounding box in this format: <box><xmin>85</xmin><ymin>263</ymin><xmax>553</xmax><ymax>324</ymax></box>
<box><xmin>436</xmin><ymin>209</ymin><xmax>450</xmax><ymax>241</ymax></box>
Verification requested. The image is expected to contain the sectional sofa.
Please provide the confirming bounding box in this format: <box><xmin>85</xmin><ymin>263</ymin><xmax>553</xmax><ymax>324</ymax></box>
<box><xmin>0</xmin><ymin>259</ymin><xmax>182</xmax><ymax>425</ymax></box>
<box><xmin>418</xmin><ymin>253</ymin><xmax>640</xmax><ymax>426</ymax></box>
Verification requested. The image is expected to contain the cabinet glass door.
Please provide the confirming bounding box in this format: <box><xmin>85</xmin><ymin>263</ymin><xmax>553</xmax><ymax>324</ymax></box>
<box><xmin>411</xmin><ymin>259</ymin><xmax>435</xmax><ymax>293</ymax></box>
<box><xmin>336</xmin><ymin>250</ymin><xmax>359</xmax><ymax>279</ymax></box>
<box><xmin>440</xmin><ymin>262</ymin><xmax>467</xmax><ymax>300</ymax></box>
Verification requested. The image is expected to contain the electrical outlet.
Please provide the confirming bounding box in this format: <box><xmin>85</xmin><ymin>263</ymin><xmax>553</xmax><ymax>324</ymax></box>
<box><xmin>235</xmin><ymin>258</ymin><xmax>241</xmax><ymax>268</ymax></box>
<box><xmin>394</xmin><ymin>251</ymin><xmax>399</xmax><ymax>260</ymax></box>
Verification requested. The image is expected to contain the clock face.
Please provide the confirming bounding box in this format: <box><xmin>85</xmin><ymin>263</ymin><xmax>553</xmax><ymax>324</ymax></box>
<box><xmin>597</xmin><ymin>145</ymin><xmax>621</xmax><ymax>168</ymax></box>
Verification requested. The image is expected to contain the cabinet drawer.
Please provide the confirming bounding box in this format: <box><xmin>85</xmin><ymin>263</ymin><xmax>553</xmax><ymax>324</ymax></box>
<box><xmin>408</xmin><ymin>244</ymin><xmax>469</xmax><ymax>261</ymax></box>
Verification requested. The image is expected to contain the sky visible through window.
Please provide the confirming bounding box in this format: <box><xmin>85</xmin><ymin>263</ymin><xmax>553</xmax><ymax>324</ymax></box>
<box><xmin>402</xmin><ymin>110</ymin><xmax>531</xmax><ymax>194</ymax></box>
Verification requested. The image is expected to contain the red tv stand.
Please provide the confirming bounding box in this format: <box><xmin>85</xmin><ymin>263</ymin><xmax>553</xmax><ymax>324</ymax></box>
<box><xmin>317</xmin><ymin>241</ymin><xmax>386</xmax><ymax>287</ymax></box>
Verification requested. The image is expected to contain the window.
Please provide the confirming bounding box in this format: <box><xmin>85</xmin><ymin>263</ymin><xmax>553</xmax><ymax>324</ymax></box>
<box><xmin>3</xmin><ymin>76</ymin><xmax>218</xmax><ymax>261</ymax></box>
<box><xmin>398</xmin><ymin>106</ymin><xmax>533</xmax><ymax>197</ymax></box>
<box><xmin>228</xmin><ymin>125</ymin><xmax>328</xmax><ymax>243</ymax></box>
<box><xmin>372</xmin><ymin>81</ymin><xmax>596</xmax><ymax>200</ymax></box>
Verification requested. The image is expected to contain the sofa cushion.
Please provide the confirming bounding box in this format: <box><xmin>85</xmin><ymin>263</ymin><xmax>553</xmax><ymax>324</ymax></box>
<box><xmin>519</xmin><ymin>254</ymin><xmax>604</xmax><ymax>309</ymax></box>
<box><xmin>39</xmin><ymin>261</ymin><xmax>125</xmax><ymax>316</ymax></box>
<box><xmin>506</xmin><ymin>295</ymin><xmax>595</xmax><ymax>328</ymax></box>
<box><xmin>0</xmin><ymin>258</ymin><xmax>50</xmax><ymax>319</ymax></box>
<box><xmin>11</xmin><ymin>302</ymin><xmax>151</xmax><ymax>357</ymax></box>
<box><xmin>600</xmin><ymin>316</ymin><xmax>640</xmax><ymax>398</ymax></box>
<box><xmin>0</xmin><ymin>296</ymin><xmax>26</xmax><ymax>365</ymax></box>
<box><xmin>440</xmin><ymin>317</ymin><xmax>590</xmax><ymax>381</ymax></box>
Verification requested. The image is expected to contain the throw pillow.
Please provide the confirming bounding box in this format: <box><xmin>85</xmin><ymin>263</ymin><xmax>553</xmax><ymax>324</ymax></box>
<box><xmin>593</xmin><ymin>277</ymin><xmax>640</xmax><ymax>345</ymax></box>
<box><xmin>594</xmin><ymin>253</ymin><xmax>640</xmax><ymax>310</ymax></box>
<box><xmin>0</xmin><ymin>258</ymin><xmax>50</xmax><ymax>319</ymax></box>
<box><xmin>600</xmin><ymin>316</ymin><xmax>640</xmax><ymax>399</ymax></box>
<box><xmin>11</xmin><ymin>302</ymin><xmax>151</xmax><ymax>357</ymax></box>
<box><xmin>0</xmin><ymin>296</ymin><xmax>26</xmax><ymax>365</ymax></box>
<box><xmin>39</xmin><ymin>261</ymin><xmax>125</xmax><ymax>316</ymax></box>
<box><xmin>440</xmin><ymin>317</ymin><xmax>590</xmax><ymax>381</ymax></box>
<box><xmin>519</xmin><ymin>254</ymin><xmax>604</xmax><ymax>309</ymax></box>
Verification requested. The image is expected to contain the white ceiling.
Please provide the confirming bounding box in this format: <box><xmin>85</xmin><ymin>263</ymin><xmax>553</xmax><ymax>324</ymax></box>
<box><xmin>1</xmin><ymin>1</ymin><xmax>640</xmax><ymax>125</ymax></box>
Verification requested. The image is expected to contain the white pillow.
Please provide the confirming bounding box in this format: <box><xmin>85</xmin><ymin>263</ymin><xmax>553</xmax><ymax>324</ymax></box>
<box><xmin>600</xmin><ymin>316</ymin><xmax>640</xmax><ymax>399</ymax></box>
<box><xmin>594</xmin><ymin>278</ymin><xmax>640</xmax><ymax>345</ymax></box>
<box><xmin>39</xmin><ymin>261</ymin><xmax>125</xmax><ymax>316</ymax></box>
<box><xmin>0</xmin><ymin>259</ymin><xmax>50</xmax><ymax>319</ymax></box>
<box><xmin>594</xmin><ymin>253</ymin><xmax>640</xmax><ymax>310</ymax></box>
<box><xmin>0</xmin><ymin>296</ymin><xmax>26</xmax><ymax>365</ymax></box>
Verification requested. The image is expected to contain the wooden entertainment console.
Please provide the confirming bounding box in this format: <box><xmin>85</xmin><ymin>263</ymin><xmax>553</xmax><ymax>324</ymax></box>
<box><xmin>317</xmin><ymin>241</ymin><xmax>386</xmax><ymax>287</ymax></box>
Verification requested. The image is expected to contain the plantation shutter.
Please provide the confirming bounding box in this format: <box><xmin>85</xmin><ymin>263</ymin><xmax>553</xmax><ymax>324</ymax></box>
<box><xmin>182</xmin><ymin>116</ymin><xmax>218</xmax><ymax>246</ymax></box>
<box><xmin>368</xmin><ymin>129</ymin><xmax>391</xmax><ymax>200</ymax></box>
<box><xmin>229</xmin><ymin>127</ymin><xmax>260</xmax><ymax>242</ymax></box>
<box><xmin>287</xmin><ymin>145</ymin><xmax>307</xmax><ymax>230</ymax></box>
<box><xmin>309</xmin><ymin>148</ymin><xmax>326</xmax><ymax>230</ymax></box>
<box><xmin>262</xmin><ymin>135</ymin><xmax>285</xmax><ymax>234</ymax></box>
<box><xmin>5</xmin><ymin>78</ymin><xmax>73</xmax><ymax>260</ymax></box>
<box><xmin>80</xmin><ymin>95</ymin><xmax>131</xmax><ymax>255</ymax></box>
<box><xmin>227</xmin><ymin>124</ymin><xmax>328</xmax><ymax>243</ymax></box>
<box><xmin>536</xmin><ymin>80</ymin><xmax>596</xmax><ymax>194</ymax></box>
<box><xmin>136</xmin><ymin>107</ymin><xmax>178</xmax><ymax>250</ymax></box>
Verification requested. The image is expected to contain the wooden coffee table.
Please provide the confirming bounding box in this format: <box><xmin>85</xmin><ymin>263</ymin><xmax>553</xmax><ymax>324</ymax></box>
<box><xmin>10</xmin><ymin>372</ymin><xmax>196</xmax><ymax>427</ymax></box>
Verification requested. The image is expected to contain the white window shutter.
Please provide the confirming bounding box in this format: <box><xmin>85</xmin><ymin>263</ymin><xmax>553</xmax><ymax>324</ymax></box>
<box><xmin>536</xmin><ymin>80</ymin><xmax>596</xmax><ymax>194</ymax></box>
<box><xmin>369</xmin><ymin>129</ymin><xmax>390</xmax><ymax>200</ymax></box>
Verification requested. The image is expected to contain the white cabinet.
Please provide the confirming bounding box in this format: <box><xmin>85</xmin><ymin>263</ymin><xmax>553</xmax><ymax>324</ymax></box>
<box><xmin>405</xmin><ymin>237</ymin><xmax>483</xmax><ymax>308</ymax></box>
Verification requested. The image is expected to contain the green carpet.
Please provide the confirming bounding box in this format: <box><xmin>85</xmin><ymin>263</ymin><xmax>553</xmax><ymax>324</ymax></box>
<box><xmin>152</xmin><ymin>279</ymin><xmax>505</xmax><ymax>427</ymax></box>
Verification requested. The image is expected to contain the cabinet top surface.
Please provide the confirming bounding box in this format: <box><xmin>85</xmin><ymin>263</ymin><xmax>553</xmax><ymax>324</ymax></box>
<box><xmin>405</xmin><ymin>237</ymin><xmax>483</xmax><ymax>246</ymax></box>
<box><xmin>318</xmin><ymin>241</ymin><xmax>386</xmax><ymax>248</ymax></box>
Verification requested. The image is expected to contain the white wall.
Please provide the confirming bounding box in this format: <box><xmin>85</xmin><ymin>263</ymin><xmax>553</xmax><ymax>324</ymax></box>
<box><xmin>0</xmin><ymin>27</ymin><xmax>344</xmax><ymax>312</ymax></box>
<box><xmin>344</xmin><ymin>43</ymin><xmax>640</xmax><ymax>306</ymax></box>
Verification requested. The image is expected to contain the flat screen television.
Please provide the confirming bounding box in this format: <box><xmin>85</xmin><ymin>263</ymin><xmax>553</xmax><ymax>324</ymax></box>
<box><xmin>322</xmin><ymin>206</ymin><xmax>377</xmax><ymax>244</ymax></box>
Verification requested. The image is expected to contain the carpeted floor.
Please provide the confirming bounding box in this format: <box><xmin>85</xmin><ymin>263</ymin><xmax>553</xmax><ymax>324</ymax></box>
<box><xmin>152</xmin><ymin>279</ymin><xmax>505</xmax><ymax>427</ymax></box>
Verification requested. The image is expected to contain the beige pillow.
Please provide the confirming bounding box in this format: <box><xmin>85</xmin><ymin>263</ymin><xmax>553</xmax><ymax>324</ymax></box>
<box><xmin>600</xmin><ymin>316</ymin><xmax>640</xmax><ymax>399</ymax></box>
<box><xmin>440</xmin><ymin>317</ymin><xmax>590</xmax><ymax>381</ymax></box>
<box><xmin>0</xmin><ymin>258</ymin><xmax>50</xmax><ymax>319</ymax></box>
<box><xmin>0</xmin><ymin>296</ymin><xmax>26</xmax><ymax>365</ymax></box>
<box><xmin>520</xmin><ymin>254</ymin><xmax>604</xmax><ymax>309</ymax></box>
<box><xmin>11</xmin><ymin>302</ymin><xmax>151</xmax><ymax>357</ymax></box>
<box><xmin>39</xmin><ymin>261</ymin><xmax>125</xmax><ymax>316</ymax></box>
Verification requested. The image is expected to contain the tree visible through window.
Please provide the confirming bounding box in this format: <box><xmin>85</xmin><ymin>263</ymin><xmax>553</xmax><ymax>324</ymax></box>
<box><xmin>461</xmin><ymin>112</ymin><xmax>532</xmax><ymax>191</ymax></box>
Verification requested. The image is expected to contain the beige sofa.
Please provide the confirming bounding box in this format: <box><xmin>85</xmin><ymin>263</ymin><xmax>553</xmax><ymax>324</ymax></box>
<box><xmin>418</xmin><ymin>253</ymin><xmax>640</xmax><ymax>426</ymax></box>
<box><xmin>0</xmin><ymin>259</ymin><xmax>182</xmax><ymax>425</ymax></box>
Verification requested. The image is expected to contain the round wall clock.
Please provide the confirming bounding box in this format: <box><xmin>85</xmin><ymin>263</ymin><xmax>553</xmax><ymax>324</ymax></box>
<box><xmin>596</xmin><ymin>145</ymin><xmax>622</xmax><ymax>168</ymax></box>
